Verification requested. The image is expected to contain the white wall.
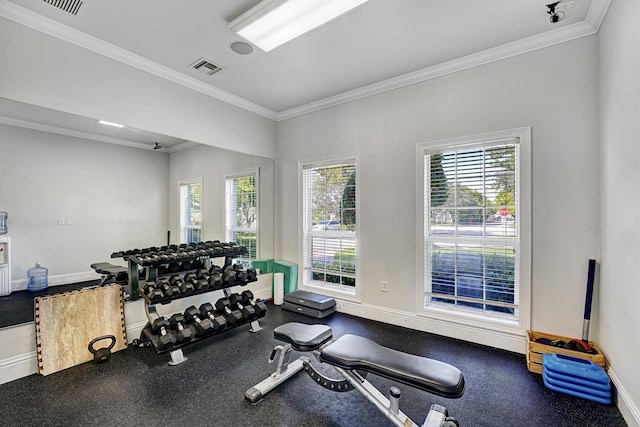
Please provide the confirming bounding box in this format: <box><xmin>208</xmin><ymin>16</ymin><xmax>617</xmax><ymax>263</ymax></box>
<box><xmin>0</xmin><ymin>17</ymin><xmax>277</xmax><ymax>159</ymax></box>
<box><xmin>168</xmin><ymin>144</ymin><xmax>275</xmax><ymax>259</ymax></box>
<box><xmin>0</xmin><ymin>123</ymin><xmax>169</xmax><ymax>285</ymax></box>
<box><xmin>598</xmin><ymin>1</ymin><xmax>640</xmax><ymax>424</ymax></box>
<box><xmin>276</xmin><ymin>36</ymin><xmax>600</xmax><ymax>344</ymax></box>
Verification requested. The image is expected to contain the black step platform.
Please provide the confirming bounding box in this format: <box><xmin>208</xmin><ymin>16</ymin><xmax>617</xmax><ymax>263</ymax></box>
<box><xmin>282</xmin><ymin>290</ymin><xmax>336</xmax><ymax>318</ymax></box>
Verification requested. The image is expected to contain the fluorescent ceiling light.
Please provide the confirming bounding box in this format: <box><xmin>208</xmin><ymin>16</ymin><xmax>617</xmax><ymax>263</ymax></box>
<box><xmin>229</xmin><ymin>0</ymin><xmax>370</xmax><ymax>52</ymax></box>
<box><xmin>98</xmin><ymin>120</ymin><xmax>125</xmax><ymax>128</ymax></box>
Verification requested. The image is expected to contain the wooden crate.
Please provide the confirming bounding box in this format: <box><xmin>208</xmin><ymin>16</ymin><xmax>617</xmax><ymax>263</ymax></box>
<box><xmin>526</xmin><ymin>330</ymin><xmax>606</xmax><ymax>374</ymax></box>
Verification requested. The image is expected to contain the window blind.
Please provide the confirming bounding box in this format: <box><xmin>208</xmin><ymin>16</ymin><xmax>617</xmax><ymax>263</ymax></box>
<box><xmin>302</xmin><ymin>160</ymin><xmax>357</xmax><ymax>290</ymax></box>
<box><xmin>179</xmin><ymin>182</ymin><xmax>202</xmax><ymax>244</ymax></box>
<box><xmin>225</xmin><ymin>173</ymin><xmax>257</xmax><ymax>259</ymax></box>
<box><xmin>425</xmin><ymin>139</ymin><xmax>520</xmax><ymax>315</ymax></box>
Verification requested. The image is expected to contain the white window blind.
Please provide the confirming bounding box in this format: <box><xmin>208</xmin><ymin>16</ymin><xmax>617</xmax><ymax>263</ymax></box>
<box><xmin>424</xmin><ymin>138</ymin><xmax>520</xmax><ymax>317</ymax></box>
<box><xmin>225</xmin><ymin>172</ymin><xmax>258</xmax><ymax>260</ymax></box>
<box><xmin>179</xmin><ymin>181</ymin><xmax>202</xmax><ymax>244</ymax></box>
<box><xmin>301</xmin><ymin>158</ymin><xmax>358</xmax><ymax>293</ymax></box>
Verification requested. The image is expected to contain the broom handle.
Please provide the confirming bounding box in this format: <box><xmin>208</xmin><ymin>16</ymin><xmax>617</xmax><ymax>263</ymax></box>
<box><xmin>582</xmin><ymin>259</ymin><xmax>596</xmax><ymax>342</ymax></box>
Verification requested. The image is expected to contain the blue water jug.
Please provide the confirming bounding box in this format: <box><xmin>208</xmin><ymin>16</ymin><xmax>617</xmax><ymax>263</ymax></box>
<box><xmin>27</xmin><ymin>263</ymin><xmax>48</xmax><ymax>292</ymax></box>
<box><xmin>0</xmin><ymin>212</ymin><xmax>7</xmax><ymax>235</ymax></box>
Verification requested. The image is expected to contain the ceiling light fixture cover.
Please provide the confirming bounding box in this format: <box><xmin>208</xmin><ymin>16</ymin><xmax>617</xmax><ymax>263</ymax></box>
<box><xmin>229</xmin><ymin>0</ymin><xmax>370</xmax><ymax>52</ymax></box>
<box><xmin>98</xmin><ymin>120</ymin><xmax>124</xmax><ymax>128</ymax></box>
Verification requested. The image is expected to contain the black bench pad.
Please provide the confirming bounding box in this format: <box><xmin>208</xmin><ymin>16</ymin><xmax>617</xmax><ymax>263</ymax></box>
<box><xmin>273</xmin><ymin>323</ymin><xmax>333</xmax><ymax>352</ymax></box>
<box><xmin>90</xmin><ymin>262</ymin><xmax>126</xmax><ymax>274</ymax></box>
<box><xmin>320</xmin><ymin>334</ymin><xmax>465</xmax><ymax>398</ymax></box>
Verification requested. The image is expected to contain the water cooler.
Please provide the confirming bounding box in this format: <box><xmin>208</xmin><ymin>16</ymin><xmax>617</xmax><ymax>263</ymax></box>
<box><xmin>0</xmin><ymin>236</ymin><xmax>10</xmax><ymax>296</ymax></box>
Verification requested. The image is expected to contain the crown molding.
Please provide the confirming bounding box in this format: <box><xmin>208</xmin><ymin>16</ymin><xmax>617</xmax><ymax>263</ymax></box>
<box><xmin>0</xmin><ymin>0</ymin><xmax>611</xmax><ymax>123</ymax></box>
<box><xmin>165</xmin><ymin>141</ymin><xmax>199</xmax><ymax>153</ymax></box>
<box><xmin>0</xmin><ymin>0</ymin><xmax>277</xmax><ymax>121</ymax></box>
<box><xmin>276</xmin><ymin>19</ymin><xmax>601</xmax><ymax>121</ymax></box>
<box><xmin>585</xmin><ymin>0</ymin><xmax>611</xmax><ymax>30</ymax></box>
<box><xmin>0</xmin><ymin>115</ymin><xmax>177</xmax><ymax>152</ymax></box>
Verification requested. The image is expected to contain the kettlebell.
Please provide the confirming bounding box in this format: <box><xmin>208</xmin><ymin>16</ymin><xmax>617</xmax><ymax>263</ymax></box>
<box><xmin>88</xmin><ymin>335</ymin><xmax>116</xmax><ymax>364</ymax></box>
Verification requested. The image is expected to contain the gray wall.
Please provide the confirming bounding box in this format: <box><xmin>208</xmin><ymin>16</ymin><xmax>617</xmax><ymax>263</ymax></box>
<box><xmin>0</xmin><ymin>123</ymin><xmax>169</xmax><ymax>284</ymax></box>
<box><xmin>599</xmin><ymin>0</ymin><xmax>640</xmax><ymax>420</ymax></box>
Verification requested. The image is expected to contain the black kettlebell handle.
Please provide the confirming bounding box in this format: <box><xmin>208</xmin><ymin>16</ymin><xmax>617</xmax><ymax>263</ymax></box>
<box><xmin>88</xmin><ymin>335</ymin><xmax>116</xmax><ymax>354</ymax></box>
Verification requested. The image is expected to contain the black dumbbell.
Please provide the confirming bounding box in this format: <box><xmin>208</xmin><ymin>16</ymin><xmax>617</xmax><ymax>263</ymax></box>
<box><xmin>152</xmin><ymin>317</ymin><xmax>177</xmax><ymax>350</ymax></box>
<box><xmin>213</xmin><ymin>299</ymin><xmax>242</xmax><ymax>325</ymax></box>
<box><xmin>168</xmin><ymin>313</ymin><xmax>193</xmax><ymax>344</ymax></box>
<box><xmin>179</xmin><ymin>280</ymin><xmax>195</xmax><ymax>294</ymax></box>
<box><xmin>169</xmin><ymin>274</ymin><xmax>183</xmax><ymax>286</ymax></box>
<box><xmin>208</xmin><ymin>272</ymin><xmax>222</xmax><ymax>290</ymax></box>
<box><xmin>161</xmin><ymin>280</ymin><xmax>181</xmax><ymax>298</ymax></box>
<box><xmin>246</xmin><ymin>268</ymin><xmax>257</xmax><ymax>282</ymax></box>
<box><xmin>233</xmin><ymin>264</ymin><xmax>247</xmax><ymax>283</ymax></box>
<box><xmin>143</xmin><ymin>281</ymin><xmax>164</xmax><ymax>301</ymax></box>
<box><xmin>241</xmin><ymin>290</ymin><xmax>267</xmax><ymax>317</ymax></box>
<box><xmin>184</xmin><ymin>272</ymin><xmax>208</xmax><ymax>292</ymax></box>
<box><xmin>196</xmin><ymin>268</ymin><xmax>209</xmax><ymax>279</ymax></box>
<box><xmin>184</xmin><ymin>306</ymin><xmax>215</xmax><ymax>336</ymax></box>
<box><xmin>221</xmin><ymin>266</ymin><xmax>236</xmax><ymax>285</ymax></box>
<box><xmin>229</xmin><ymin>293</ymin><xmax>255</xmax><ymax>320</ymax></box>
<box><xmin>199</xmin><ymin>303</ymin><xmax>228</xmax><ymax>329</ymax></box>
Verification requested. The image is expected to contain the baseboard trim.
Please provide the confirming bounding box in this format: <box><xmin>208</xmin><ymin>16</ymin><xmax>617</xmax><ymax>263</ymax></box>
<box><xmin>12</xmin><ymin>271</ymin><xmax>99</xmax><ymax>292</ymax></box>
<box><xmin>335</xmin><ymin>299</ymin><xmax>527</xmax><ymax>354</ymax></box>
<box><xmin>0</xmin><ymin>351</ymin><xmax>38</xmax><ymax>384</ymax></box>
<box><xmin>609</xmin><ymin>367</ymin><xmax>640</xmax><ymax>427</ymax></box>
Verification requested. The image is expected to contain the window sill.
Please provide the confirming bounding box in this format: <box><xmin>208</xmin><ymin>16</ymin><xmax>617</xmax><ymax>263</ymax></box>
<box><xmin>418</xmin><ymin>303</ymin><xmax>524</xmax><ymax>335</ymax></box>
<box><xmin>300</xmin><ymin>282</ymin><xmax>361</xmax><ymax>303</ymax></box>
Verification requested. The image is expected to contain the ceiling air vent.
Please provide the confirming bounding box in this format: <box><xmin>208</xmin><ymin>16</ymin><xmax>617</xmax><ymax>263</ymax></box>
<box><xmin>190</xmin><ymin>58</ymin><xmax>223</xmax><ymax>76</ymax></box>
<box><xmin>43</xmin><ymin>0</ymin><xmax>84</xmax><ymax>15</ymax></box>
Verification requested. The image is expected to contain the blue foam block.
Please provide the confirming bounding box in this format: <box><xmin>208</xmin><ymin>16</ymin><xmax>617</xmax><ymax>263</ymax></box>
<box><xmin>543</xmin><ymin>370</ymin><xmax>611</xmax><ymax>399</ymax></box>
<box><xmin>542</xmin><ymin>353</ymin><xmax>611</xmax><ymax>404</ymax></box>
<box><xmin>543</xmin><ymin>375</ymin><xmax>611</xmax><ymax>405</ymax></box>
<box><xmin>543</xmin><ymin>365</ymin><xmax>611</xmax><ymax>391</ymax></box>
<box><xmin>542</xmin><ymin>353</ymin><xmax>609</xmax><ymax>384</ymax></box>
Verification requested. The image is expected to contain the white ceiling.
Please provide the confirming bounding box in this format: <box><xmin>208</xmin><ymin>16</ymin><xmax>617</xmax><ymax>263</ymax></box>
<box><xmin>0</xmin><ymin>97</ymin><xmax>192</xmax><ymax>151</ymax></box>
<box><xmin>0</xmin><ymin>0</ymin><xmax>609</xmax><ymax>147</ymax></box>
<box><xmin>3</xmin><ymin>0</ymin><xmax>608</xmax><ymax>116</ymax></box>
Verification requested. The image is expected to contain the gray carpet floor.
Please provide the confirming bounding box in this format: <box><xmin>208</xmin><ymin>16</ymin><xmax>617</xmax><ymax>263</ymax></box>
<box><xmin>0</xmin><ymin>302</ymin><xmax>627</xmax><ymax>426</ymax></box>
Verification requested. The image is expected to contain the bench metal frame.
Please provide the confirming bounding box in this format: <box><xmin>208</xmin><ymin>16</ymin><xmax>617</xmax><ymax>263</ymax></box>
<box><xmin>245</xmin><ymin>330</ymin><xmax>461</xmax><ymax>427</ymax></box>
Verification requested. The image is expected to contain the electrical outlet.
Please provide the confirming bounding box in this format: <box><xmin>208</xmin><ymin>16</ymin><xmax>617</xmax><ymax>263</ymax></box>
<box><xmin>381</xmin><ymin>281</ymin><xmax>389</xmax><ymax>292</ymax></box>
<box><xmin>58</xmin><ymin>218</ymin><xmax>65</xmax><ymax>225</ymax></box>
<box><xmin>66</xmin><ymin>218</ymin><xmax>72</xmax><ymax>225</ymax></box>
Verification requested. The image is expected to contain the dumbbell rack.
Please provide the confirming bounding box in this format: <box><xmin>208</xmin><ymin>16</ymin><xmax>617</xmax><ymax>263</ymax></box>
<box><xmin>140</xmin><ymin>296</ymin><xmax>266</xmax><ymax>365</ymax></box>
<box><xmin>111</xmin><ymin>240</ymin><xmax>249</xmax><ymax>301</ymax></box>
<box><xmin>113</xmin><ymin>241</ymin><xmax>265</xmax><ymax>365</ymax></box>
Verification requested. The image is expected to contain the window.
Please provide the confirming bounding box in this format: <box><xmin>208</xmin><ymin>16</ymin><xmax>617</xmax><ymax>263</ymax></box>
<box><xmin>300</xmin><ymin>155</ymin><xmax>360</xmax><ymax>299</ymax></box>
<box><xmin>418</xmin><ymin>128</ymin><xmax>530</xmax><ymax>329</ymax></box>
<box><xmin>179</xmin><ymin>181</ymin><xmax>202</xmax><ymax>244</ymax></box>
<box><xmin>225</xmin><ymin>171</ymin><xmax>258</xmax><ymax>260</ymax></box>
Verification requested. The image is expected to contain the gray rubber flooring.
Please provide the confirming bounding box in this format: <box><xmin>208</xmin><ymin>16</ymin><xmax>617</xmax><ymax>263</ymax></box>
<box><xmin>0</xmin><ymin>302</ymin><xmax>627</xmax><ymax>426</ymax></box>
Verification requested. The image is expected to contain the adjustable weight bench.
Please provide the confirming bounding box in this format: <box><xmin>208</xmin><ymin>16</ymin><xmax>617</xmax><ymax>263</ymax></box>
<box><xmin>90</xmin><ymin>262</ymin><xmax>128</xmax><ymax>286</ymax></box>
<box><xmin>245</xmin><ymin>322</ymin><xmax>465</xmax><ymax>427</ymax></box>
